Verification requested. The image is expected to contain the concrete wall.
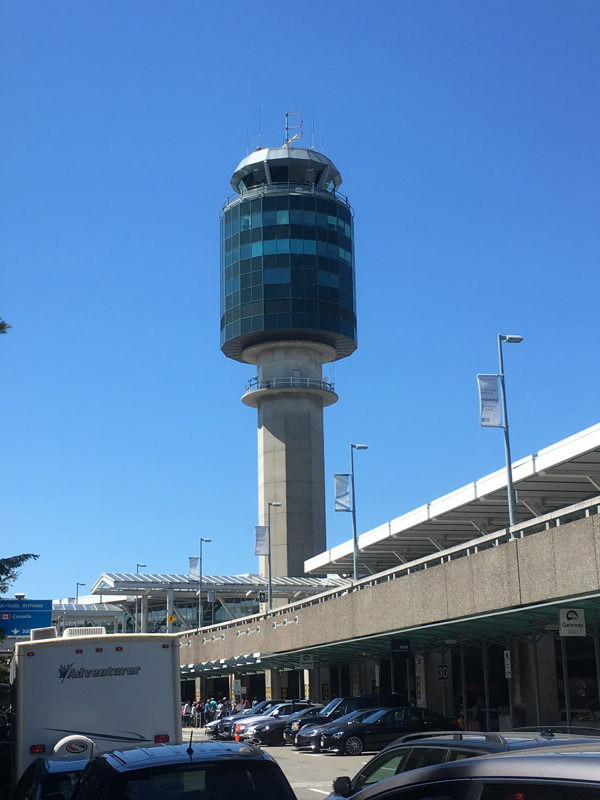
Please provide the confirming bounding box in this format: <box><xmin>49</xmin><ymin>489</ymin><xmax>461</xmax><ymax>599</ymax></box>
<box><xmin>182</xmin><ymin>514</ymin><xmax>600</xmax><ymax>666</ymax></box>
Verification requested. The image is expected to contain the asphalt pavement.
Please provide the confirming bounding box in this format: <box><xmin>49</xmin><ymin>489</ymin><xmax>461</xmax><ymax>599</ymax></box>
<box><xmin>188</xmin><ymin>730</ymin><xmax>370</xmax><ymax>800</ymax></box>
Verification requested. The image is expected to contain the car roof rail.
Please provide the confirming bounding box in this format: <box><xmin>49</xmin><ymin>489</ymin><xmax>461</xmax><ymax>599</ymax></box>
<box><xmin>513</xmin><ymin>725</ymin><xmax>600</xmax><ymax>737</ymax></box>
<box><xmin>396</xmin><ymin>730</ymin><xmax>508</xmax><ymax>745</ymax></box>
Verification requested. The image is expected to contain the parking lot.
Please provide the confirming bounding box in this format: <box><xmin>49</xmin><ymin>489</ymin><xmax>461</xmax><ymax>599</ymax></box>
<box><xmin>190</xmin><ymin>731</ymin><xmax>369</xmax><ymax>800</ymax></box>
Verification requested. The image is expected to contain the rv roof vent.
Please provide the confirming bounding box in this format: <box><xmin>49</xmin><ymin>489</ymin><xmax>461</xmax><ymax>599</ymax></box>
<box><xmin>30</xmin><ymin>627</ymin><xmax>58</xmax><ymax>641</ymax></box>
<box><xmin>63</xmin><ymin>627</ymin><xmax>106</xmax><ymax>638</ymax></box>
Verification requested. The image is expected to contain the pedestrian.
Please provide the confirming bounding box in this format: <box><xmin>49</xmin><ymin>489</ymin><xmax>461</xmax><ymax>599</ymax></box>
<box><xmin>183</xmin><ymin>701</ymin><xmax>192</xmax><ymax>728</ymax></box>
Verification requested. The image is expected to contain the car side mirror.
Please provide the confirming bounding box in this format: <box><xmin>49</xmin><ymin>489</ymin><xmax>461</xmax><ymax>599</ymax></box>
<box><xmin>273</xmin><ymin>709</ymin><xmax>280</xmax><ymax>716</ymax></box>
<box><xmin>333</xmin><ymin>777</ymin><xmax>351</xmax><ymax>798</ymax></box>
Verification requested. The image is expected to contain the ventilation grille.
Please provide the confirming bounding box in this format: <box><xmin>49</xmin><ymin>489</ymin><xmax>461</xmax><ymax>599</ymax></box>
<box><xmin>63</xmin><ymin>627</ymin><xmax>106</xmax><ymax>638</ymax></box>
<box><xmin>264</xmin><ymin>299</ymin><xmax>290</xmax><ymax>314</ymax></box>
<box><xmin>225</xmin><ymin>307</ymin><xmax>240</xmax><ymax>324</ymax></box>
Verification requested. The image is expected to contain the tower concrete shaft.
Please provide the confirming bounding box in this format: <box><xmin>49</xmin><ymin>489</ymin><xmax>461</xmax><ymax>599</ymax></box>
<box><xmin>243</xmin><ymin>341</ymin><xmax>337</xmax><ymax>577</ymax></box>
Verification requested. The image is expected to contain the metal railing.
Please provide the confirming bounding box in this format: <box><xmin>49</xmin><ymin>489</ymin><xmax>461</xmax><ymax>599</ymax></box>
<box><xmin>244</xmin><ymin>377</ymin><xmax>335</xmax><ymax>394</ymax></box>
<box><xmin>179</xmin><ymin>493</ymin><xmax>600</xmax><ymax>641</ymax></box>
<box><xmin>222</xmin><ymin>182</ymin><xmax>352</xmax><ymax>213</ymax></box>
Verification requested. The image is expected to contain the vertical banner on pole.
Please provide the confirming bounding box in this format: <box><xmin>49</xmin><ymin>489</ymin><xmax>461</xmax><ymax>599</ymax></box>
<box><xmin>477</xmin><ymin>374</ymin><xmax>502</xmax><ymax>427</ymax></box>
<box><xmin>334</xmin><ymin>474</ymin><xmax>351</xmax><ymax>511</ymax></box>
<box><xmin>189</xmin><ymin>557</ymin><xmax>199</xmax><ymax>579</ymax></box>
<box><xmin>255</xmin><ymin>526</ymin><xmax>268</xmax><ymax>556</ymax></box>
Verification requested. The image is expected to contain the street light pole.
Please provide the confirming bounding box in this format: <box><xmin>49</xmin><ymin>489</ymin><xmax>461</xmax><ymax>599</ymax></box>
<box><xmin>498</xmin><ymin>334</ymin><xmax>523</xmax><ymax>529</ymax></box>
<box><xmin>135</xmin><ymin>563</ymin><xmax>146</xmax><ymax>634</ymax></box>
<box><xmin>198</xmin><ymin>538</ymin><xmax>211</xmax><ymax>629</ymax></box>
<box><xmin>350</xmin><ymin>444</ymin><xmax>368</xmax><ymax>582</ymax></box>
<box><xmin>75</xmin><ymin>582</ymin><xmax>85</xmax><ymax>604</ymax></box>
<box><xmin>267</xmin><ymin>502</ymin><xmax>281</xmax><ymax>611</ymax></box>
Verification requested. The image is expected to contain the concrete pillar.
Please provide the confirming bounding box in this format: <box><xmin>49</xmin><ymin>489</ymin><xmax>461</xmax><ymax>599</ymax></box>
<box><xmin>351</xmin><ymin>662</ymin><xmax>361</xmax><ymax>696</ymax></box>
<box><xmin>517</xmin><ymin>635</ymin><xmax>559</xmax><ymax>725</ymax></box>
<box><xmin>140</xmin><ymin>595</ymin><xmax>149</xmax><ymax>634</ymax></box>
<box><xmin>264</xmin><ymin>669</ymin><xmax>281</xmax><ymax>700</ymax></box>
<box><xmin>166</xmin><ymin>589</ymin><xmax>174</xmax><ymax>634</ymax></box>
<box><xmin>243</xmin><ymin>342</ymin><xmax>337</xmax><ymax>577</ymax></box>
<box><xmin>195</xmin><ymin>676</ymin><xmax>202</xmax><ymax>703</ymax></box>
<box><xmin>425</xmin><ymin>651</ymin><xmax>452</xmax><ymax>716</ymax></box>
<box><xmin>415</xmin><ymin>654</ymin><xmax>426</xmax><ymax>707</ymax></box>
<box><xmin>309</xmin><ymin>668</ymin><xmax>320</xmax><ymax>701</ymax></box>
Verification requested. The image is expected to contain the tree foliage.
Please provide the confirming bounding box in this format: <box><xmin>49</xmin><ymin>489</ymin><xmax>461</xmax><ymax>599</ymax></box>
<box><xmin>0</xmin><ymin>318</ymin><xmax>11</xmax><ymax>334</ymax></box>
<box><xmin>0</xmin><ymin>555</ymin><xmax>39</xmax><ymax>595</ymax></box>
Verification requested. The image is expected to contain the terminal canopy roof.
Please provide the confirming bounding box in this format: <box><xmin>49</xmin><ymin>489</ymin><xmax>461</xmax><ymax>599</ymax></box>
<box><xmin>306</xmin><ymin>422</ymin><xmax>600</xmax><ymax>576</ymax></box>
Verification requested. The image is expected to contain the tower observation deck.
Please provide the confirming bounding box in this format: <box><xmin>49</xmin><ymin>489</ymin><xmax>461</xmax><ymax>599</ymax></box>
<box><xmin>220</xmin><ymin>144</ymin><xmax>357</xmax><ymax>578</ymax></box>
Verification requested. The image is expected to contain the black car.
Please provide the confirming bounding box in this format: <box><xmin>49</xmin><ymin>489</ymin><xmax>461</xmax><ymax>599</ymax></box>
<box><xmin>12</xmin><ymin>755</ymin><xmax>88</xmax><ymax>800</ymax></box>
<box><xmin>284</xmin><ymin>695</ymin><xmax>406</xmax><ymax>745</ymax></box>
<box><xmin>235</xmin><ymin>702</ymin><xmax>315</xmax><ymax>741</ymax></box>
<box><xmin>328</xmin><ymin>730</ymin><xmax>600</xmax><ymax>798</ymax></box>
<box><xmin>249</xmin><ymin>705</ymin><xmax>324</xmax><ymax>747</ymax></box>
<box><xmin>338</xmin><ymin>742</ymin><xmax>600</xmax><ymax>800</ymax></box>
<box><xmin>71</xmin><ymin>740</ymin><xmax>295</xmax><ymax>800</ymax></box>
<box><xmin>214</xmin><ymin>700</ymin><xmax>291</xmax><ymax>739</ymax></box>
<box><xmin>320</xmin><ymin>707</ymin><xmax>460</xmax><ymax>756</ymax></box>
<box><xmin>295</xmin><ymin>709</ymin><xmax>383</xmax><ymax>751</ymax></box>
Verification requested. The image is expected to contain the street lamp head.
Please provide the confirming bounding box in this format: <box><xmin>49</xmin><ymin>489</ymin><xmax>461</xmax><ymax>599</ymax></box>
<box><xmin>270</xmin><ymin>502</ymin><xmax>282</xmax><ymax>508</ymax></box>
<box><xmin>500</xmin><ymin>335</ymin><xmax>523</xmax><ymax>344</ymax></box>
<box><xmin>353</xmin><ymin>444</ymin><xmax>368</xmax><ymax>450</ymax></box>
<box><xmin>77</xmin><ymin>582</ymin><xmax>85</xmax><ymax>587</ymax></box>
<box><xmin>137</xmin><ymin>563</ymin><xmax>146</xmax><ymax>569</ymax></box>
<box><xmin>201</xmin><ymin>538</ymin><xmax>211</xmax><ymax>543</ymax></box>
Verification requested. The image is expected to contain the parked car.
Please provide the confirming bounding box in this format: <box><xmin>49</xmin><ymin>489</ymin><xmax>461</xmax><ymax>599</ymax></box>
<box><xmin>248</xmin><ymin>704</ymin><xmax>323</xmax><ymax>746</ymax></box>
<box><xmin>319</xmin><ymin>707</ymin><xmax>460</xmax><ymax>756</ymax></box>
<box><xmin>334</xmin><ymin>742</ymin><xmax>600</xmax><ymax>800</ymax></box>
<box><xmin>284</xmin><ymin>695</ymin><xmax>406</xmax><ymax>745</ymax></box>
<box><xmin>295</xmin><ymin>709</ymin><xmax>384</xmax><ymax>751</ymax></box>
<box><xmin>71</xmin><ymin>740</ymin><xmax>295</xmax><ymax>800</ymax></box>
<box><xmin>235</xmin><ymin>702</ymin><xmax>314</xmax><ymax>741</ymax></box>
<box><xmin>11</xmin><ymin>755</ymin><xmax>88</xmax><ymax>800</ymax></box>
<box><xmin>328</xmin><ymin>730</ymin><xmax>600</xmax><ymax>798</ymax></box>
<box><xmin>213</xmin><ymin>700</ymin><xmax>291</xmax><ymax>739</ymax></box>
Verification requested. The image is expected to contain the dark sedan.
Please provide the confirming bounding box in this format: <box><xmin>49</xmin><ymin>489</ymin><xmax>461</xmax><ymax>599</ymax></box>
<box><xmin>12</xmin><ymin>755</ymin><xmax>88</xmax><ymax>800</ymax></box>
<box><xmin>295</xmin><ymin>709</ymin><xmax>382</xmax><ymax>751</ymax></box>
<box><xmin>319</xmin><ymin>707</ymin><xmax>460</xmax><ymax>755</ymax></box>
<box><xmin>71</xmin><ymin>740</ymin><xmax>295</xmax><ymax>800</ymax></box>
<box><xmin>249</xmin><ymin>705</ymin><xmax>323</xmax><ymax>746</ymax></box>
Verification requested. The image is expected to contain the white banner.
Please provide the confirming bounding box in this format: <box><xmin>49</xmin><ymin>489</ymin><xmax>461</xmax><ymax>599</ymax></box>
<box><xmin>334</xmin><ymin>474</ymin><xmax>351</xmax><ymax>511</ymax></box>
<box><xmin>189</xmin><ymin>557</ymin><xmax>199</xmax><ymax>579</ymax></box>
<box><xmin>255</xmin><ymin>525</ymin><xmax>268</xmax><ymax>556</ymax></box>
<box><xmin>477</xmin><ymin>374</ymin><xmax>502</xmax><ymax>427</ymax></box>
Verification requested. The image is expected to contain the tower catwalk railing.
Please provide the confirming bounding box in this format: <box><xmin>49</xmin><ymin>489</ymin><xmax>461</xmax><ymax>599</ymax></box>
<box><xmin>222</xmin><ymin>182</ymin><xmax>351</xmax><ymax>212</ymax></box>
<box><xmin>244</xmin><ymin>377</ymin><xmax>335</xmax><ymax>394</ymax></box>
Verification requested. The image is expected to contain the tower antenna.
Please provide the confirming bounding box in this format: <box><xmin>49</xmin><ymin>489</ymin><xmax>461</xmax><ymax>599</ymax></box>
<box><xmin>311</xmin><ymin>107</ymin><xmax>315</xmax><ymax>150</ymax></box>
<box><xmin>285</xmin><ymin>106</ymin><xmax>304</xmax><ymax>146</ymax></box>
<box><xmin>246</xmin><ymin>131</ymin><xmax>249</xmax><ymax>156</ymax></box>
<box><xmin>258</xmin><ymin>107</ymin><xmax>261</xmax><ymax>150</ymax></box>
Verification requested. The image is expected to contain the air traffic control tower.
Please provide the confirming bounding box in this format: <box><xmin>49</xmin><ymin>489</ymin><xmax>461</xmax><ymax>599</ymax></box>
<box><xmin>220</xmin><ymin>140</ymin><xmax>357</xmax><ymax>578</ymax></box>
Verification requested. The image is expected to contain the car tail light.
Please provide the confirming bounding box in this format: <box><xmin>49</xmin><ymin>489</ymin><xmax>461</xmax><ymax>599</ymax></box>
<box><xmin>116</xmin><ymin>646</ymin><xmax>123</xmax><ymax>651</ymax></box>
<box><xmin>75</xmin><ymin>649</ymin><xmax>83</xmax><ymax>654</ymax></box>
<box><xmin>30</xmin><ymin>745</ymin><xmax>46</xmax><ymax>754</ymax></box>
<box><xmin>27</xmin><ymin>652</ymin><xmax>35</xmax><ymax>657</ymax></box>
<box><xmin>452</xmin><ymin>720</ymin><xmax>462</xmax><ymax>730</ymax></box>
<box><xmin>154</xmin><ymin>734</ymin><xmax>169</xmax><ymax>743</ymax></box>
<box><xmin>162</xmin><ymin>644</ymin><xmax>169</xmax><ymax>649</ymax></box>
<box><xmin>96</xmin><ymin>648</ymin><xmax>103</xmax><ymax>652</ymax></box>
<box><xmin>292</xmin><ymin>722</ymin><xmax>300</xmax><ymax>731</ymax></box>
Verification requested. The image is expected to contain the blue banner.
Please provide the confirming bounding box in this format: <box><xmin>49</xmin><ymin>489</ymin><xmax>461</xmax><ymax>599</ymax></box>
<box><xmin>0</xmin><ymin>600</ymin><xmax>52</xmax><ymax>637</ymax></box>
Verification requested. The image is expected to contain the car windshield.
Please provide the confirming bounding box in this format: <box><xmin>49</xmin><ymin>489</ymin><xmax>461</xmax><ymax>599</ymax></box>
<box><xmin>320</xmin><ymin>699</ymin><xmax>341</xmax><ymax>716</ymax></box>
<box><xmin>334</xmin><ymin>709</ymin><xmax>374</xmax><ymax>725</ymax></box>
<box><xmin>43</xmin><ymin>770</ymin><xmax>83</xmax><ymax>800</ymax></box>
<box><xmin>113</xmin><ymin>760</ymin><xmax>295</xmax><ymax>800</ymax></box>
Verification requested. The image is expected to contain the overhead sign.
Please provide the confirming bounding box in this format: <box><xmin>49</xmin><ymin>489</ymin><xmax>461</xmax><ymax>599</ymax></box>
<box><xmin>299</xmin><ymin>653</ymin><xmax>314</xmax><ymax>669</ymax></box>
<box><xmin>504</xmin><ymin>649</ymin><xmax>512</xmax><ymax>678</ymax></box>
<box><xmin>207</xmin><ymin>591</ymin><xmax>216</xmax><ymax>603</ymax></box>
<box><xmin>437</xmin><ymin>664</ymin><xmax>449</xmax><ymax>681</ymax></box>
<box><xmin>0</xmin><ymin>600</ymin><xmax>52</xmax><ymax>638</ymax></box>
<box><xmin>233</xmin><ymin>679</ymin><xmax>241</xmax><ymax>693</ymax></box>
<box><xmin>477</xmin><ymin>374</ymin><xmax>502</xmax><ymax>428</ymax></box>
<box><xmin>255</xmin><ymin>526</ymin><xmax>268</xmax><ymax>556</ymax></box>
<box><xmin>334</xmin><ymin>474</ymin><xmax>351</xmax><ymax>512</ymax></box>
<box><xmin>258</xmin><ymin>592</ymin><xmax>267</xmax><ymax>604</ymax></box>
<box><xmin>391</xmin><ymin>637</ymin><xmax>411</xmax><ymax>658</ymax></box>
<box><xmin>559</xmin><ymin>608</ymin><xmax>586</xmax><ymax>637</ymax></box>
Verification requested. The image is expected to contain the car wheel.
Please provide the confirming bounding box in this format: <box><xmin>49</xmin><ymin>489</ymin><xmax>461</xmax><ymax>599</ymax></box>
<box><xmin>344</xmin><ymin>736</ymin><xmax>364</xmax><ymax>756</ymax></box>
<box><xmin>271</xmin><ymin>729</ymin><xmax>285</xmax><ymax>746</ymax></box>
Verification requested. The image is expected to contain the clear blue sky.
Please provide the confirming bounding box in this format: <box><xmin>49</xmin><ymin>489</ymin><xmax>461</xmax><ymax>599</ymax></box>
<box><xmin>2</xmin><ymin>0</ymin><xmax>599</xmax><ymax>600</ymax></box>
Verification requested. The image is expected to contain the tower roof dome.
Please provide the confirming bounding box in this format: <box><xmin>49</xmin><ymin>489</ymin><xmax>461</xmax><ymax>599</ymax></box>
<box><xmin>230</xmin><ymin>147</ymin><xmax>342</xmax><ymax>193</ymax></box>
